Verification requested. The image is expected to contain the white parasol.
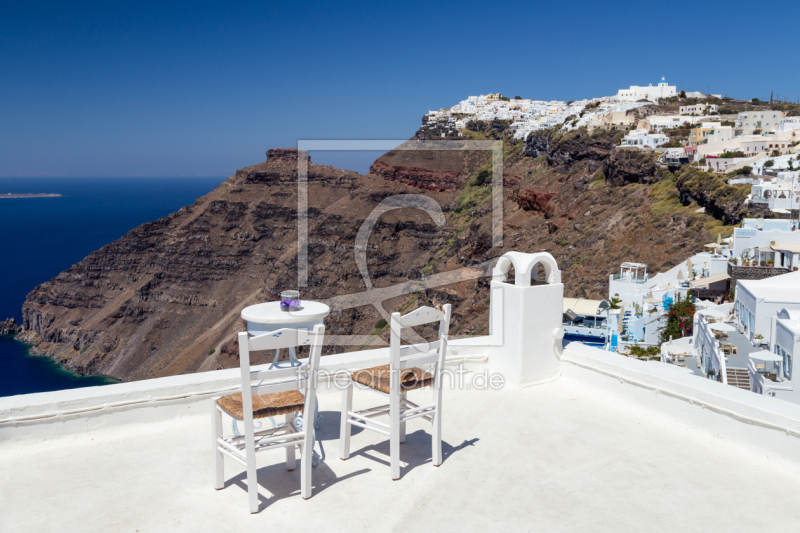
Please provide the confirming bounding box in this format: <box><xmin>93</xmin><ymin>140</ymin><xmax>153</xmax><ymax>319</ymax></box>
<box><xmin>709</xmin><ymin>322</ymin><xmax>735</xmax><ymax>332</ymax></box>
<box><xmin>749</xmin><ymin>350</ymin><xmax>783</xmax><ymax>362</ymax></box>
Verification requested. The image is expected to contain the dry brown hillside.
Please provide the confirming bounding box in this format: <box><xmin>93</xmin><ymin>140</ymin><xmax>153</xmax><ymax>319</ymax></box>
<box><xmin>20</xmin><ymin>131</ymin><xmax>744</xmax><ymax>381</ymax></box>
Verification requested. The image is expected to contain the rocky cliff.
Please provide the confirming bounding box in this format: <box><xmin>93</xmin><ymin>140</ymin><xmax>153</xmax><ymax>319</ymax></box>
<box><xmin>20</xmin><ymin>132</ymin><xmax>738</xmax><ymax>381</ymax></box>
<box><xmin>0</xmin><ymin>318</ymin><xmax>21</xmax><ymax>335</ymax></box>
<box><xmin>674</xmin><ymin>167</ymin><xmax>758</xmax><ymax>225</ymax></box>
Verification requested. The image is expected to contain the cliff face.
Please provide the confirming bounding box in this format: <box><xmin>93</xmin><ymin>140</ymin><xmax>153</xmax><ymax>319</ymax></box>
<box><xmin>523</xmin><ymin>128</ymin><xmax>618</xmax><ymax>170</ymax></box>
<box><xmin>369</xmin><ymin>160</ymin><xmax>462</xmax><ymax>192</ymax></box>
<box><xmin>674</xmin><ymin>167</ymin><xmax>756</xmax><ymax>225</ymax></box>
<box><xmin>603</xmin><ymin>148</ymin><xmax>659</xmax><ymax>186</ymax></box>
<box><xmin>20</xmin><ymin>134</ymin><xmax>735</xmax><ymax>381</ymax></box>
<box><xmin>21</xmin><ymin>149</ymin><xmax>363</xmax><ymax>379</ymax></box>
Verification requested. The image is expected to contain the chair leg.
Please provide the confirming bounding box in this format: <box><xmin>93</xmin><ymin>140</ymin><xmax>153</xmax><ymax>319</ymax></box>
<box><xmin>339</xmin><ymin>381</ymin><xmax>353</xmax><ymax>460</ymax></box>
<box><xmin>212</xmin><ymin>400</ymin><xmax>224</xmax><ymax>490</ymax></box>
<box><xmin>285</xmin><ymin>413</ymin><xmax>296</xmax><ymax>471</ymax></box>
<box><xmin>245</xmin><ymin>443</ymin><xmax>259</xmax><ymax>513</ymax></box>
<box><xmin>399</xmin><ymin>392</ymin><xmax>407</xmax><ymax>444</ymax></box>
<box><xmin>301</xmin><ymin>424</ymin><xmax>314</xmax><ymax>499</ymax></box>
<box><xmin>432</xmin><ymin>406</ymin><xmax>442</xmax><ymax>467</ymax></box>
<box><xmin>390</xmin><ymin>389</ymin><xmax>401</xmax><ymax>480</ymax></box>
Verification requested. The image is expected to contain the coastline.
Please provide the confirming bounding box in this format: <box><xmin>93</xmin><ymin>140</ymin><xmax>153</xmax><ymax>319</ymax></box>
<box><xmin>0</xmin><ymin>334</ymin><xmax>116</xmax><ymax>398</ymax></box>
<box><xmin>0</xmin><ymin>176</ymin><xmax>224</xmax><ymax>396</ymax></box>
<box><xmin>0</xmin><ymin>193</ymin><xmax>61</xmax><ymax>199</ymax></box>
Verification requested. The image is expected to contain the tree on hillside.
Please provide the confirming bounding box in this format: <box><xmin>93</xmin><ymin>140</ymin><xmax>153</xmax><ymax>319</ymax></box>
<box><xmin>679</xmin><ymin>90</ymin><xmax>686</xmax><ymax>99</ymax></box>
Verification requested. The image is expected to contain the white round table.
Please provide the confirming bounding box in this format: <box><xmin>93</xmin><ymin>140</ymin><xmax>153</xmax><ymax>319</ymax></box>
<box><xmin>239</xmin><ymin>300</ymin><xmax>331</xmax><ymax>465</ymax></box>
<box><xmin>242</xmin><ymin>301</ymin><xmax>330</xmax><ymax>368</ymax></box>
<box><xmin>242</xmin><ymin>301</ymin><xmax>330</xmax><ymax>335</ymax></box>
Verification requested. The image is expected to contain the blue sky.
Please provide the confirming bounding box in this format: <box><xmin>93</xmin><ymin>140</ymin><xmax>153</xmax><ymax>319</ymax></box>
<box><xmin>1</xmin><ymin>0</ymin><xmax>798</xmax><ymax>177</ymax></box>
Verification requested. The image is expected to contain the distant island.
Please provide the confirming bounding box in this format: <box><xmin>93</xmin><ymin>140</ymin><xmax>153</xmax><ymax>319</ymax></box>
<box><xmin>0</xmin><ymin>193</ymin><xmax>61</xmax><ymax>198</ymax></box>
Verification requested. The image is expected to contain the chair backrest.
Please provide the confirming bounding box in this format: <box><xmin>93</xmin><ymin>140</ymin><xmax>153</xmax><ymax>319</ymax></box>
<box><xmin>237</xmin><ymin>325</ymin><xmax>325</xmax><ymax>428</ymax></box>
<box><xmin>389</xmin><ymin>305</ymin><xmax>451</xmax><ymax>390</ymax></box>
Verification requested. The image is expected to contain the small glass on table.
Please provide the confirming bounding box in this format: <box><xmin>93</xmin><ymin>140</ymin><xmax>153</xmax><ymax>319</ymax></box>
<box><xmin>280</xmin><ymin>290</ymin><xmax>300</xmax><ymax>311</ymax></box>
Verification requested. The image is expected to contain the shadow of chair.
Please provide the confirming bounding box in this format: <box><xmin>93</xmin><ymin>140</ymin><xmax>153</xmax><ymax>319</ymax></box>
<box><xmin>347</xmin><ymin>429</ymin><xmax>479</xmax><ymax>478</ymax></box>
<box><xmin>228</xmin><ymin>460</ymin><xmax>371</xmax><ymax>512</ymax></box>
<box><xmin>225</xmin><ymin>409</ymin><xmax>372</xmax><ymax>511</ymax></box>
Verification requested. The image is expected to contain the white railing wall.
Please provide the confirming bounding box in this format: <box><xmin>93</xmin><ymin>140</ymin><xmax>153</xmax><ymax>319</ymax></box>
<box><xmin>0</xmin><ymin>337</ymin><xmax>491</xmax><ymax>441</ymax></box>
<box><xmin>696</xmin><ymin>319</ymin><xmax>728</xmax><ymax>384</ymax></box>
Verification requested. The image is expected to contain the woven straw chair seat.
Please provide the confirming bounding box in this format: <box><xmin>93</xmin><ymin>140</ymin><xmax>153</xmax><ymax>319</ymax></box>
<box><xmin>351</xmin><ymin>364</ymin><xmax>433</xmax><ymax>394</ymax></box>
<box><xmin>217</xmin><ymin>390</ymin><xmax>305</xmax><ymax>420</ymax></box>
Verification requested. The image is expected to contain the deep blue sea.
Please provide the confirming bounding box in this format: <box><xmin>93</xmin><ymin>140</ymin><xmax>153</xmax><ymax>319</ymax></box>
<box><xmin>0</xmin><ymin>177</ymin><xmax>224</xmax><ymax>397</ymax></box>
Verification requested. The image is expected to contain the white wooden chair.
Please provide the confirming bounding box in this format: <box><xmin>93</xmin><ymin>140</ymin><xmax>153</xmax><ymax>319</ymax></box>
<box><xmin>212</xmin><ymin>325</ymin><xmax>324</xmax><ymax>513</ymax></box>
<box><xmin>339</xmin><ymin>305</ymin><xmax>451</xmax><ymax>480</ymax></box>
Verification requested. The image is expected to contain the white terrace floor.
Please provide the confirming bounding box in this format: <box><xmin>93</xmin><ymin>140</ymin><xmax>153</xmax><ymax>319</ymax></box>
<box><xmin>4</xmin><ymin>351</ymin><xmax>800</xmax><ymax>533</ymax></box>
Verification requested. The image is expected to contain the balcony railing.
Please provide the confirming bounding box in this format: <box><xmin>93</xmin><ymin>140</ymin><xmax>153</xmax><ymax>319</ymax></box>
<box><xmin>563</xmin><ymin>321</ymin><xmax>608</xmax><ymax>330</ymax></box>
<box><xmin>611</xmin><ymin>274</ymin><xmax>648</xmax><ymax>283</ymax></box>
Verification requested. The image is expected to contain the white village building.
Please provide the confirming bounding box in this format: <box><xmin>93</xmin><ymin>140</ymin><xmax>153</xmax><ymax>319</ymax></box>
<box><xmin>735</xmin><ymin>110</ymin><xmax>784</xmax><ymax>136</ymax></box>
<box><xmin>621</xmin><ymin>129</ymin><xmax>669</xmax><ymax>149</ymax></box>
<box><xmin>679</xmin><ymin>103</ymin><xmax>719</xmax><ymax>115</ymax></box>
<box><xmin>736</xmin><ymin>271</ymin><xmax>800</xmax><ymax>345</ymax></box>
<box><xmin>777</xmin><ymin>117</ymin><xmax>800</xmax><ymax>134</ymax></box>
<box><xmin>747</xmin><ymin>177</ymin><xmax>798</xmax><ymax>212</ymax></box>
<box><xmin>730</xmin><ymin>218</ymin><xmax>800</xmax><ymax>265</ymax></box>
<box><xmin>683</xmin><ymin>91</ymin><xmax>722</xmax><ymax>99</ymax></box>
<box><xmin>615</xmin><ymin>78</ymin><xmax>676</xmax><ymax>103</ymax></box>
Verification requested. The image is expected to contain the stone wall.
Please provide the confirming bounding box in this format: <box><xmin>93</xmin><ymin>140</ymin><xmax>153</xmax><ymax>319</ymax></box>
<box><xmin>727</xmin><ymin>263</ymin><xmax>791</xmax><ymax>290</ymax></box>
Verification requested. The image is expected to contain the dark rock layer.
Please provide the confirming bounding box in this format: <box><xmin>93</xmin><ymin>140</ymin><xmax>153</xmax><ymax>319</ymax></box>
<box><xmin>603</xmin><ymin>148</ymin><xmax>659</xmax><ymax>186</ymax></box>
<box><xmin>369</xmin><ymin>160</ymin><xmax>462</xmax><ymax>192</ymax></box>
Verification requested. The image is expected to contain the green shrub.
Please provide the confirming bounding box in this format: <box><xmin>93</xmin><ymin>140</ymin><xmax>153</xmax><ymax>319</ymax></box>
<box><xmin>627</xmin><ymin>345</ymin><xmax>661</xmax><ymax>358</ymax></box>
<box><xmin>474</xmin><ymin>168</ymin><xmax>491</xmax><ymax>186</ymax></box>
<box><xmin>728</xmin><ymin>165</ymin><xmax>753</xmax><ymax>177</ymax></box>
<box><xmin>208</xmin><ymin>348</ymin><xmax>215</xmax><ymax>355</ymax></box>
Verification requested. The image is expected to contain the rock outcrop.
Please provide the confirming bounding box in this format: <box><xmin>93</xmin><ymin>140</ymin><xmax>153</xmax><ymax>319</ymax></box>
<box><xmin>266</xmin><ymin>148</ymin><xmax>306</xmax><ymax>162</ymax></box>
<box><xmin>0</xmin><ymin>318</ymin><xmax>21</xmax><ymax>335</ymax></box>
<box><xmin>517</xmin><ymin>189</ymin><xmax>555</xmax><ymax>215</ymax></box>
<box><xmin>524</xmin><ymin>129</ymin><xmax>618</xmax><ymax>172</ymax></box>
<box><xmin>603</xmin><ymin>148</ymin><xmax>659</xmax><ymax>186</ymax></box>
<box><xmin>369</xmin><ymin>160</ymin><xmax>462</xmax><ymax>192</ymax></box>
<box><xmin>674</xmin><ymin>167</ymin><xmax>751</xmax><ymax>225</ymax></box>
<box><xmin>523</xmin><ymin>131</ymin><xmax>551</xmax><ymax>158</ymax></box>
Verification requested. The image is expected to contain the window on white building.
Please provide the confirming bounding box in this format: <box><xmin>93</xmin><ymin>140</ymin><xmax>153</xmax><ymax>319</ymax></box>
<box><xmin>779</xmin><ymin>344</ymin><xmax>793</xmax><ymax>380</ymax></box>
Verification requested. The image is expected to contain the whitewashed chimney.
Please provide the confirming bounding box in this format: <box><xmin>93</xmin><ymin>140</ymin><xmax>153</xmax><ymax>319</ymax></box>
<box><xmin>488</xmin><ymin>251</ymin><xmax>564</xmax><ymax>387</ymax></box>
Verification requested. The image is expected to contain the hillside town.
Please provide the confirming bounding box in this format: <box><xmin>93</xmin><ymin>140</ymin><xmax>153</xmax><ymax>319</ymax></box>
<box><xmin>423</xmin><ymin>79</ymin><xmax>800</xmax><ymax>219</ymax></box>
<box><xmin>571</xmin><ymin>217</ymin><xmax>800</xmax><ymax>407</ymax></box>
<box><xmin>421</xmin><ymin>79</ymin><xmax>800</xmax><ymax>407</ymax></box>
